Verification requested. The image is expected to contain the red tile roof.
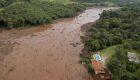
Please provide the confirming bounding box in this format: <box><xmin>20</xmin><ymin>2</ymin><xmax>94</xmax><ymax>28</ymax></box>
<box><xmin>91</xmin><ymin>60</ymin><xmax>104</xmax><ymax>72</ymax></box>
<box><xmin>91</xmin><ymin>59</ymin><xmax>112</xmax><ymax>80</ymax></box>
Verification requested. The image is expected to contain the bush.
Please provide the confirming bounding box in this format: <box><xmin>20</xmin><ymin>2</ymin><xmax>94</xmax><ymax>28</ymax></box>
<box><xmin>87</xmin><ymin>63</ymin><xmax>93</xmax><ymax>73</ymax></box>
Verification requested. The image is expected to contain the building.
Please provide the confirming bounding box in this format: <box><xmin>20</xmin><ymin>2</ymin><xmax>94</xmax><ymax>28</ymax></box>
<box><xmin>91</xmin><ymin>60</ymin><xmax>111</xmax><ymax>80</ymax></box>
<box><xmin>127</xmin><ymin>52</ymin><xmax>140</xmax><ymax>63</ymax></box>
<box><xmin>91</xmin><ymin>60</ymin><xmax>105</xmax><ymax>74</ymax></box>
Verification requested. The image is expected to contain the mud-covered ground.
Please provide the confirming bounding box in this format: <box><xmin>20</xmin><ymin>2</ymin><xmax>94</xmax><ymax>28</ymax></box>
<box><xmin>0</xmin><ymin>7</ymin><xmax>113</xmax><ymax>80</ymax></box>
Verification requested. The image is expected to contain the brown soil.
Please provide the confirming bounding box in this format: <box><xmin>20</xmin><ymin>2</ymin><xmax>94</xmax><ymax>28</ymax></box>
<box><xmin>0</xmin><ymin>7</ymin><xmax>113</xmax><ymax>80</ymax></box>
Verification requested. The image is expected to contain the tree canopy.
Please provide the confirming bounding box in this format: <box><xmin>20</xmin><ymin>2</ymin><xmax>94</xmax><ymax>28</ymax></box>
<box><xmin>82</xmin><ymin>3</ymin><xmax>140</xmax><ymax>80</ymax></box>
<box><xmin>0</xmin><ymin>0</ymin><xmax>86</xmax><ymax>29</ymax></box>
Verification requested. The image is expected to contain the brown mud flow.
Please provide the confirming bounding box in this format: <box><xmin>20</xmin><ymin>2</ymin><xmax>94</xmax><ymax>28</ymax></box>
<box><xmin>0</xmin><ymin>7</ymin><xmax>113</xmax><ymax>80</ymax></box>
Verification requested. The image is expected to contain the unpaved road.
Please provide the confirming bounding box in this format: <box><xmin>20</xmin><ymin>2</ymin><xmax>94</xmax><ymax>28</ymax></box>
<box><xmin>0</xmin><ymin>7</ymin><xmax>113</xmax><ymax>80</ymax></box>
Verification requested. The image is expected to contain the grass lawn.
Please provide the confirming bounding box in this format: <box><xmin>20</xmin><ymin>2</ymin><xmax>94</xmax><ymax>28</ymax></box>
<box><xmin>100</xmin><ymin>46</ymin><xmax>117</xmax><ymax>57</ymax></box>
<box><xmin>99</xmin><ymin>46</ymin><xmax>117</xmax><ymax>65</ymax></box>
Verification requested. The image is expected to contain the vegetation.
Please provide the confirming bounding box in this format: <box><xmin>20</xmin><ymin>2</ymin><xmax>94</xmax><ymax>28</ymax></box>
<box><xmin>100</xmin><ymin>46</ymin><xmax>117</xmax><ymax>58</ymax></box>
<box><xmin>107</xmin><ymin>46</ymin><xmax>140</xmax><ymax>80</ymax></box>
<box><xmin>76</xmin><ymin>0</ymin><xmax>140</xmax><ymax>6</ymax></box>
<box><xmin>0</xmin><ymin>0</ymin><xmax>139</xmax><ymax>79</ymax></box>
<box><xmin>82</xmin><ymin>3</ymin><xmax>140</xmax><ymax>80</ymax></box>
<box><xmin>83</xmin><ymin>3</ymin><xmax>140</xmax><ymax>52</ymax></box>
<box><xmin>0</xmin><ymin>0</ymin><xmax>140</xmax><ymax>29</ymax></box>
<box><xmin>0</xmin><ymin>0</ymin><xmax>87</xmax><ymax>29</ymax></box>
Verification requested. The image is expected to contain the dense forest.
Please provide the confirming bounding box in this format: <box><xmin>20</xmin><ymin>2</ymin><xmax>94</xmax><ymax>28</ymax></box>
<box><xmin>0</xmin><ymin>0</ymin><xmax>140</xmax><ymax>29</ymax></box>
<box><xmin>0</xmin><ymin>0</ymin><xmax>87</xmax><ymax>29</ymax></box>
<box><xmin>1</xmin><ymin>0</ymin><xmax>140</xmax><ymax>29</ymax></box>
<box><xmin>82</xmin><ymin>3</ymin><xmax>140</xmax><ymax>80</ymax></box>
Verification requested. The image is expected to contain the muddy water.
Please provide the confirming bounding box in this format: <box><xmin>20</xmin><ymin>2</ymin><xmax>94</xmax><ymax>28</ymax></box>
<box><xmin>0</xmin><ymin>7</ymin><xmax>114</xmax><ymax>80</ymax></box>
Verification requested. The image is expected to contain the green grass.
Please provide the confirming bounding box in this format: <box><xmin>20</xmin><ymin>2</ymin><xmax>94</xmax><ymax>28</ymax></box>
<box><xmin>99</xmin><ymin>46</ymin><xmax>118</xmax><ymax>65</ymax></box>
<box><xmin>0</xmin><ymin>8</ymin><xmax>3</xmax><ymax>12</ymax></box>
<box><xmin>100</xmin><ymin>46</ymin><xmax>117</xmax><ymax>57</ymax></box>
<box><xmin>134</xmin><ymin>68</ymin><xmax>140</xmax><ymax>78</ymax></box>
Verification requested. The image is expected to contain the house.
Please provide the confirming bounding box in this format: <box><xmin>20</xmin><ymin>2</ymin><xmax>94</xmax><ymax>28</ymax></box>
<box><xmin>91</xmin><ymin>60</ymin><xmax>105</xmax><ymax>74</ymax></box>
<box><xmin>127</xmin><ymin>52</ymin><xmax>140</xmax><ymax>63</ymax></box>
<box><xmin>91</xmin><ymin>60</ymin><xmax>111</xmax><ymax>80</ymax></box>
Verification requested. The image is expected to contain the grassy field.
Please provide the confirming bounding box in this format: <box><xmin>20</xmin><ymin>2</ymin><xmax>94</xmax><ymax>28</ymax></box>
<box><xmin>100</xmin><ymin>46</ymin><xmax>117</xmax><ymax>57</ymax></box>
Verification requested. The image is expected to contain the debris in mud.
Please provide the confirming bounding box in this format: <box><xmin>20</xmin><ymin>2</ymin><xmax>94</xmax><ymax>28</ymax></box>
<box><xmin>70</xmin><ymin>42</ymin><xmax>81</xmax><ymax>47</ymax></box>
<box><xmin>30</xmin><ymin>34</ymin><xmax>37</xmax><ymax>37</ymax></box>
<box><xmin>8</xmin><ymin>66</ymin><xmax>15</xmax><ymax>73</ymax></box>
<box><xmin>0</xmin><ymin>40</ymin><xmax>16</xmax><ymax>63</ymax></box>
<box><xmin>47</xmin><ymin>54</ymin><xmax>53</xmax><ymax>57</ymax></box>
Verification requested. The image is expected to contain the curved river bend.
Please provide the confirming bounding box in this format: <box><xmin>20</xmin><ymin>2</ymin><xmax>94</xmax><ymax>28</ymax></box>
<box><xmin>0</xmin><ymin>7</ymin><xmax>114</xmax><ymax>80</ymax></box>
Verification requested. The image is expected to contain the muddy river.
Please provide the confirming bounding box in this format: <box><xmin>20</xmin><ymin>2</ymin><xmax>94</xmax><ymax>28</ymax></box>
<box><xmin>0</xmin><ymin>7</ymin><xmax>114</xmax><ymax>80</ymax></box>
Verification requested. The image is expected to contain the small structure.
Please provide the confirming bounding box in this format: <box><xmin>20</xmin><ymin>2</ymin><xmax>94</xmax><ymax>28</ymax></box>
<box><xmin>92</xmin><ymin>54</ymin><xmax>102</xmax><ymax>61</ymax></box>
<box><xmin>91</xmin><ymin>60</ymin><xmax>105</xmax><ymax>74</ymax></box>
<box><xmin>127</xmin><ymin>52</ymin><xmax>140</xmax><ymax>63</ymax></box>
<box><xmin>91</xmin><ymin>60</ymin><xmax>111</xmax><ymax>80</ymax></box>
